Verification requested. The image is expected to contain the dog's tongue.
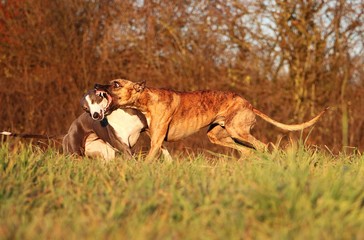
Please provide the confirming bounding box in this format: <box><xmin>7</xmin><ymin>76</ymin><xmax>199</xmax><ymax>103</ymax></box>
<box><xmin>105</xmin><ymin>93</ymin><xmax>112</xmax><ymax>109</ymax></box>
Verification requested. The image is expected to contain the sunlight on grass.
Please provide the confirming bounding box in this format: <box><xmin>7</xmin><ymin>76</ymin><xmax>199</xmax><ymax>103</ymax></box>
<box><xmin>0</xmin><ymin>143</ymin><xmax>363</xmax><ymax>239</ymax></box>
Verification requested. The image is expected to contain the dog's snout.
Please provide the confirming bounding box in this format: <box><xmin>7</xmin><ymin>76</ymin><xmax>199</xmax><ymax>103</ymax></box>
<box><xmin>93</xmin><ymin>112</ymin><xmax>100</xmax><ymax>119</ymax></box>
<box><xmin>94</xmin><ymin>83</ymin><xmax>110</xmax><ymax>92</ymax></box>
<box><xmin>94</xmin><ymin>84</ymin><xmax>101</xmax><ymax>90</ymax></box>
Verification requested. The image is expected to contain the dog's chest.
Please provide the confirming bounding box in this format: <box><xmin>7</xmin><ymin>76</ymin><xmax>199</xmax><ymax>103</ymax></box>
<box><xmin>106</xmin><ymin>109</ymin><xmax>144</xmax><ymax>144</ymax></box>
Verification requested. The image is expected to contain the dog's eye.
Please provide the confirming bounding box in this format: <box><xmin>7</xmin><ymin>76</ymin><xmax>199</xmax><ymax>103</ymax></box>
<box><xmin>113</xmin><ymin>81</ymin><xmax>121</xmax><ymax>88</ymax></box>
<box><xmin>83</xmin><ymin>106</ymin><xmax>89</xmax><ymax>112</ymax></box>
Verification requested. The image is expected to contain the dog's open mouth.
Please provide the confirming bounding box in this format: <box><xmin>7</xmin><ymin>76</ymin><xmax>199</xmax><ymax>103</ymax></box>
<box><xmin>95</xmin><ymin>90</ymin><xmax>112</xmax><ymax>111</ymax></box>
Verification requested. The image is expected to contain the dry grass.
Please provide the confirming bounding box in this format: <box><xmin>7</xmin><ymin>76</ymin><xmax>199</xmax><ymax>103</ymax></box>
<box><xmin>0</xmin><ymin>0</ymin><xmax>363</xmax><ymax>153</ymax></box>
<box><xmin>1</xmin><ymin>142</ymin><xmax>363</xmax><ymax>239</ymax></box>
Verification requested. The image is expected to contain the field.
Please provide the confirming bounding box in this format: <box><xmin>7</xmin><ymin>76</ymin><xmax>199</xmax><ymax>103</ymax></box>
<box><xmin>0</xmin><ymin>142</ymin><xmax>364</xmax><ymax>240</ymax></box>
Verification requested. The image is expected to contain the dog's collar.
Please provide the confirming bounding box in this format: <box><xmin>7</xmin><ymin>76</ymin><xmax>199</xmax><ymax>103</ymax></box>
<box><xmin>100</xmin><ymin>118</ymin><xmax>109</xmax><ymax>127</ymax></box>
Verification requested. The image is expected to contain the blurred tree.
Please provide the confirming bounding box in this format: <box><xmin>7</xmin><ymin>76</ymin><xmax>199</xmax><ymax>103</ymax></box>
<box><xmin>0</xmin><ymin>0</ymin><xmax>363</xmax><ymax>152</ymax></box>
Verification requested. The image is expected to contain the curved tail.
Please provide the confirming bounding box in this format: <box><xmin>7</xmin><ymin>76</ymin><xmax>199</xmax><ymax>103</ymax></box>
<box><xmin>252</xmin><ymin>107</ymin><xmax>328</xmax><ymax>131</ymax></box>
<box><xmin>0</xmin><ymin>131</ymin><xmax>64</xmax><ymax>139</ymax></box>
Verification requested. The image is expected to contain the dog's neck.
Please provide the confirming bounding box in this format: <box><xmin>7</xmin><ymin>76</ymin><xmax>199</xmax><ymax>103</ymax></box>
<box><xmin>134</xmin><ymin>88</ymin><xmax>155</xmax><ymax>112</ymax></box>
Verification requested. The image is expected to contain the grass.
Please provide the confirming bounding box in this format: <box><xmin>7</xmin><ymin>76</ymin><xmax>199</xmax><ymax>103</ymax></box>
<box><xmin>0</xmin><ymin>142</ymin><xmax>363</xmax><ymax>240</ymax></box>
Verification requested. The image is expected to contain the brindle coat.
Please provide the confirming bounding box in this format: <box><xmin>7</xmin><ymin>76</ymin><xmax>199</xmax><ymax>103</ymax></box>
<box><xmin>95</xmin><ymin>79</ymin><xmax>326</xmax><ymax>161</ymax></box>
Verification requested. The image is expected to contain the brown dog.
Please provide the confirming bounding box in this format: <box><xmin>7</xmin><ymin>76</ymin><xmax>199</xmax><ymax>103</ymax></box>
<box><xmin>95</xmin><ymin>79</ymin><xmax>326</xmax><ymax>161</ymax></box>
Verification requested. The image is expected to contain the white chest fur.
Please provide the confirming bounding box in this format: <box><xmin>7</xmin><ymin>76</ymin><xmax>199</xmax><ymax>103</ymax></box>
<box><xmin>106</xmin><ymin>109</ymin><xmax>145</xmax><ymax>147</ymax></box>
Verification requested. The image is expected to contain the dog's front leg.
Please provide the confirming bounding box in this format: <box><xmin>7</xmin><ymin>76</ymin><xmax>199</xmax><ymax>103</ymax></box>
<box><xmin>146</xmin><ymin>134</ymin><xmax>166</xmax><ymax>162</ymax></box>
<box><xmin>146</xmin><ymin>146</ymin><xmax>162</xmax><ymax>162</ymax></box>
<box><xmin>145</xmin><ymin>121</ymin><xmax>170</xmax><ymax>162</ymax></box>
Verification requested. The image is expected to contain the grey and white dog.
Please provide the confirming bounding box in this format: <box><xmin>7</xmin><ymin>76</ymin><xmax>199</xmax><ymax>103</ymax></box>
<box><xmin>62</xmin><ymin>89</ymin><xmax>149</xmax><ymax>160</ymax></box>
<box><xmin>2</xmin><ymin>90</ymin><xmax>161</xmax><ymax>160</ymax></box>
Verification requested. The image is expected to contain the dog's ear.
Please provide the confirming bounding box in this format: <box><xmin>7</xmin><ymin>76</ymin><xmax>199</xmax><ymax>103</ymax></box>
<box><xmin>133</xmin><ymin>80</ymin><xmax>146</xmax><ymax>92</ymax></box>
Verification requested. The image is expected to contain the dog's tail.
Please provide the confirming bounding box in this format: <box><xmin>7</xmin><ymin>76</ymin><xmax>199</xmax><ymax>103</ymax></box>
<box><xmin>252</xmin><ymin>107</ymin><xmax>328</xmax><ymax>131</ymax></box>
<box><xmin>0</xmin><ymin>131</ymin><xmax>64</xmax><ymax>140</ymax></box>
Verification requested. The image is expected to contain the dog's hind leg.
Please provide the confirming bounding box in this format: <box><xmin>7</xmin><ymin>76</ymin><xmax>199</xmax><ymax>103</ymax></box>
<box><xmin>223</xmin><ymin>111</ymin><xmax>267</xmax><ymax>152</ymax></box>
<box><xmin>85</xmin><ymin>133</ymin><xmax>116</xmax><ymax>161</ymax></box>
<box><xmin>207</xmin><ymin>124</ymin><xmax>253</xmax><ymax>155</ymax></box>
<box><xmin>232</xmin><ymin>132</ymin><xmax>267</xmax><ymax>152</ymax></box>
<box><xmin>224</xmin><ymin>126</ymin><xmax>267</xmax><ymax>152</ymax></box>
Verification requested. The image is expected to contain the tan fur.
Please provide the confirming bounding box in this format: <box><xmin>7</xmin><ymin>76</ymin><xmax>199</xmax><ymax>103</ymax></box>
<box><xmin>102</xmin><ymin>79</ymin><xmax>326</xmax><ymax>161</ymax></box>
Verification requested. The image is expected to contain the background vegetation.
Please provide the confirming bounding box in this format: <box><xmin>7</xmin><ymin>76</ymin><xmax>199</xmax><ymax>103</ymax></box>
<box><xmin>0</xmin><ymin>0</ymin><xmax>364</xmax><ymax>239</ymax></box>
<box><xmin>0</xmin><ymin>0</ymin><xmax>363</xmax><ymax>153</ymax></box>
<box><xmin>0</xmin><ymin>143</ymin><xmax>363</xmax><ymax>239</ymax></box>
<box><xmin>1</xmin><ymin>2</ymin><xmax>364</xmax><ymax>238</ymax></box>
